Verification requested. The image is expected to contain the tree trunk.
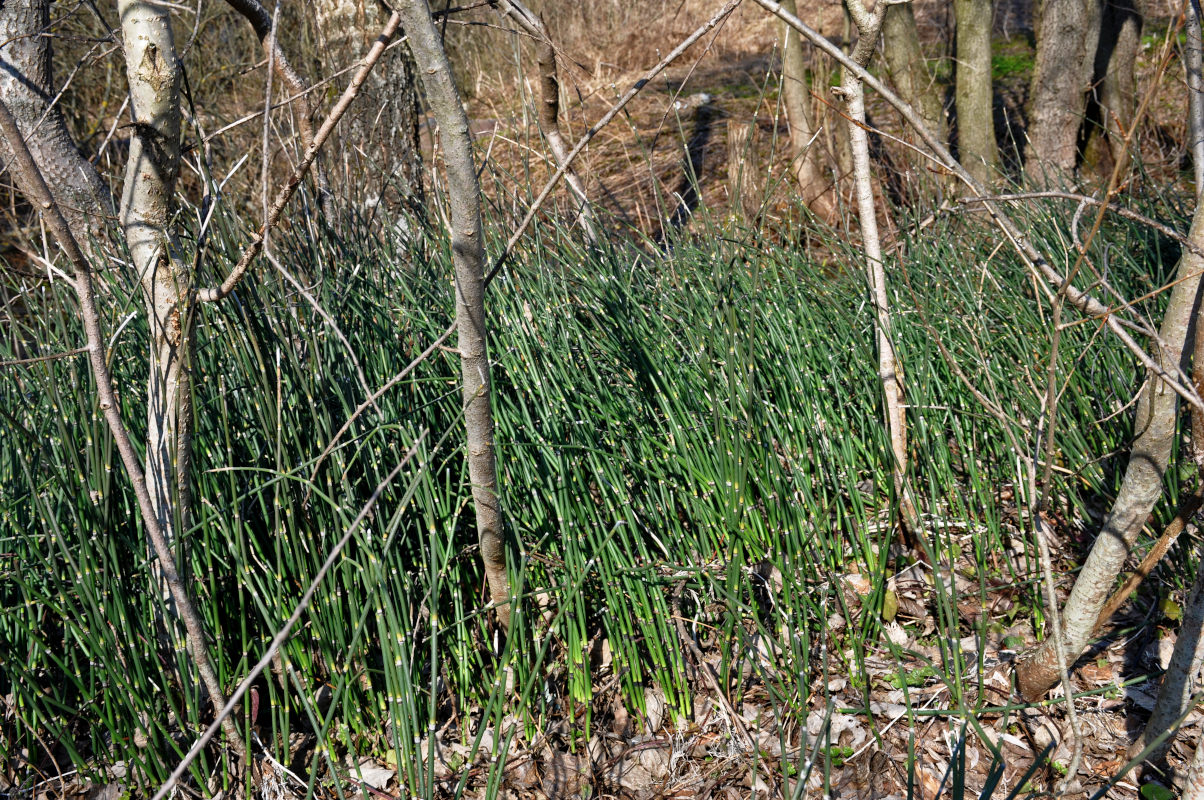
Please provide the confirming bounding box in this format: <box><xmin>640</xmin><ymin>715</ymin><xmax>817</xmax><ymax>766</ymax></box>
<box><xmin>1015</xmin><ymin>198</ymin><xmax>1204</xmax><ymax>701</ymax></box>
<box><xmin>844</xmin><ymin>0</ymin><xmax>919</xmax><ymax>541</ymax></box>
<box><xmin>0</xmin><ymin>0</ymin><xmax>112</xmax><ymax>234</ymax></box>
<box><xmin>1189</xmin><ymin>0</ymin><xmax>1204</xmax><ymax>193</ymax></box>
<box><xmin>1129</xmin><ymin>550</ymin><xmax>1204</xmax><ymax>762</ymax></box>
<box><xmin>1086</xmin><ymin>0</ymin><xmax>1142</xmax><ymax>178</ymax></box>
<box><xmin>496</xmin><ymin>0</ymin><xmax>597</xmax><ymax>243</ymax></box>
<box><xmin>1025</xmin><ymin>0</ymin><xmax>1101</xmax><ymax>183</ymax></box>
<box><xmin>314</xmin><ymin>0</ymin><xmax>424</xmax><ymax>215</ymax></box>
<box><xmin>780</xmin><ymin>0</ymin><xmax>837</xmax><ymax>221</ymax></box>
<box><xmin>882</xmin><ymin>3</ymin><xmax>945</xmax><ymax>140</ymax></box>
<box><xmin>953</xmin><ymin>0</ymin><xmax>998</xmax><ymax>186</ymax></box>
<box><xmin>881</xmin><ymin>0</ymin><xmax>948</xmax><ymax>198</ymax></box>
<box><xmin>396</xmin><ymin>0</ymin><xmax>510</xmax><ymax>631</ymax></box>
<box><xmin>119</xmin><ymin>0</ymin><xmax>193</xmax><ymax>614</ymax></box>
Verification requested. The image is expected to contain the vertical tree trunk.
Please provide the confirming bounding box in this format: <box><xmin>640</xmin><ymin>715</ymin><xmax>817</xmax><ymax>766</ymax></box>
<box><xmin>119</xmin><ymin>0</ymin><xmax>192</xmax><ymax>613</ymax></box>
<box><xmin>314</xmin><ymin>0</ymin><xmax>423</xmax><ymax>215</ymax></box>
<box><xmin>1015</xmin><ymin>198</ymin><xmax>1204</xmax><ymax>701</ymax></box>
<box><xmin>1025</xmin><ymin>0</ymin><xmax>1101</xmax><ymax>183</ymax></box>
<box><xmin>1084</xmin><ymin>0</ymin><xmax>1142</xmax><ymax>178</ymax></box>
<box><xmin>953</xmin><ymin>0</ymin><xmax>998</xmax><ymax>185</ymax></box>
<box><xmin>0</xmin><ymin>95</ymin><xmax>243</xmax><ymax>766</ymax></box>
<box><xmin>0</xmin><ymin>0</ymin><xmax>112</xmax><ymax>234</ymax></box>
<box><xmin>1189</xmin><ymin>0</ymin><xmax>1204</xmax><ymax>192</ymax></box>
<box><xmin>496</xmin><ymin>0</ymin><xmax>597</xmax><ymax>243</ymax></box>
<box><xmin>780</xmin><ymin>0</ymin><xmax>837</xmax><ymax>221</ymax></box>
<box><xmin>881</xmin><ymin>2</ymin><xmax>947</xmax><ymax>143</ymax></box>
<box><xmin>396</xmin><ymin>0</ymin><xmax>509</xmax><ymax>631</ymax></box>
<box><xmin>843</xmin><ymin>0</ymin><xmax>919</xmax><ymax>539</ymax></box>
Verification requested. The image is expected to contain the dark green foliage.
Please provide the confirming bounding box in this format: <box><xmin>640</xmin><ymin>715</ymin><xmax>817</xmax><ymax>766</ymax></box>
<box><xmin>0</xmin><ymin>192</ymin><xmax>1191</xmax><ymax>795</ymax></box>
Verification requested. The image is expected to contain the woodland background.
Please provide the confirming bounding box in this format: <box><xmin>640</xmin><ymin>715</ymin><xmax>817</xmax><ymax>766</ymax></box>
<box><xmin>4</xmin><ymin>0</ymin><xmax>1204</xmax><ymax>798</ymax></box>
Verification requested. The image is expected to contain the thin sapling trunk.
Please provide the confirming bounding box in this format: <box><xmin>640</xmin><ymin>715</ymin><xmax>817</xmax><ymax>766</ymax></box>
<box><xmin>843</xmin><ymin>0</ymin><xmax>920</xmax><ymax>541</ymax></box>
<box><xmin>118</xmin><ymin>0</ymin><xmax>195</xmax><ymax>615</ymax></box>
<box><xmin>397</xmin><ymin>0</ymin><xmax>511</xmax><ymax>630</ymax></box>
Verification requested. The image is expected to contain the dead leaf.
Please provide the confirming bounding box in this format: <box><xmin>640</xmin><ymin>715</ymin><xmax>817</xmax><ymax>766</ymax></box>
<box><xmin>350</xmin><ymin>757</ymin><xmax>394</xmax><ymax>790</ymax></box>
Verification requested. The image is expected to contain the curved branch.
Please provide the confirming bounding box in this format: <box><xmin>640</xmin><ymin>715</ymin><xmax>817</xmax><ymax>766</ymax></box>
<box><xmin>196</xmin><ymin>11</ymin><xmax>402</xmax><ymax>303</ymax></box>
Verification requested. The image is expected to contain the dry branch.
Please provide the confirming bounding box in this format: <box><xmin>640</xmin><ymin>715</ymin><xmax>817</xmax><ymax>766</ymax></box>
<box><xmin>223</xmin><ymin>0</ymin><xmax>327</xmax><ymax>208</ymax></box>
<box><xmin>0</xmin><ymin>96</ymin><xmax>244</xmax><ymax>759</ymax></box>
<box><xmin>196</xmin><ymin>11</ymin><xmax>402</xmax><ymax>302</ymax></box>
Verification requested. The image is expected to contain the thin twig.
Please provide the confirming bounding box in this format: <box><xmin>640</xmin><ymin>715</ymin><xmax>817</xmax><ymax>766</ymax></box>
<box><xmin>0</xmin><ymin>347</ymin><xmax>88</xmax><ymax>367</ymax></box>
<box><xmin>960</xmin><ymin>191</ymin><xmax>1204</xmax><ymax>260</ymax></box>
<box><xmin>196</xmin><ymin>10</ymin><xmax>402</xmax><ymax>302</ymax></box>
<box><xmin>484</xmin><ymin>0</ymin><xmax>743</xmax><ymax>286</ymax></box>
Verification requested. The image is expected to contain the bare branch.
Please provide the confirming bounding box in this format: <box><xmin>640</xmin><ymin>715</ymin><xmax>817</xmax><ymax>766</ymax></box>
<box><xmin>0</xmin><ymin>96</ymin><xmax>244</xmax><ymax>758</ymax></box>
<box><xmin>196</xmin><ymin>11</ymin><xmax>402</xmax><ymax>303</ymax></box>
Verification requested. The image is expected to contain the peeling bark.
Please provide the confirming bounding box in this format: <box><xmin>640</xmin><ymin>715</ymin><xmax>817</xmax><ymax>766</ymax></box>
<box><xmin>118</xmin><ymin>0</ymin><xmax>192</xmax><ymax>613</ymax></box>
<box><xmin>396</xmin><ymin>0</ymin><xmax>509</xmax><ymax>630</ymax></box>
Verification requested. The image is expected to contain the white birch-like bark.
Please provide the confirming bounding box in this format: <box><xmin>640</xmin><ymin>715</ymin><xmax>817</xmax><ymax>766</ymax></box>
<box><xmin>118</xmin><ymin>0</ymin><xmax>191</xmax><ymax>611</ymax></box>
<box><xmin>396</xmin><ymin>0</ymin><xmax>510</xmax><ymax>630</ymax></box>
<box><xmin>843</xmin><ymin>0</ymin><xmax>918</xmax><ymax>536</ymax></box>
